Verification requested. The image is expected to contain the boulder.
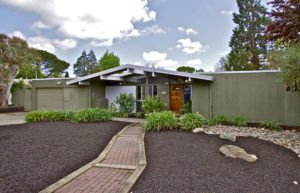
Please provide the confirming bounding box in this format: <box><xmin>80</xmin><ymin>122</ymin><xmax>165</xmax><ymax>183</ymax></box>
<box><xmin>192</xmin><ymin>128</ymin><xmax>204</xmax><ymax>134</ymax></box>
<box><xmin>220</xmin><ymin>133</ymin><xmax>236</xmax><ymax>142</ymax></box>
<box><xmin>219</xmin><ymin>145</ymin><xmax>258</xmax><ymax>162</ymax></box>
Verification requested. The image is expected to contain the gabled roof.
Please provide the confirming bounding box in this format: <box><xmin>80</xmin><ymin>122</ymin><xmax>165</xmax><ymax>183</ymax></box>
<box><xmin>66</xmin><ymin>64</ymin><xmax>214</xmax><ymax>85</ymax></box>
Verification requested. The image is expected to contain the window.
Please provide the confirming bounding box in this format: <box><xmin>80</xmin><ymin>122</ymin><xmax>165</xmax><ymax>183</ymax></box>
<box><xmin>149</xmin><ymin>85</ymin><xmax>158</xmax><ymax>97</ymax></box>
<box><xmin>137</xmin><ymin>85</ymin><xmax>145</xmax><ymax>100</ymax></box>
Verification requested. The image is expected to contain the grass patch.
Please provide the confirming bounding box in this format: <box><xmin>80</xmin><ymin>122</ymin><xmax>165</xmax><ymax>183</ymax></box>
<box><xmin>145</xmin><ymin>111</ymin><xmax>177</xmax><ymax>131</ymax></box>
<box><xmin>179</xmin><ymin>113</ymin><xmax>204</xmax><ymax>131</ymax></box>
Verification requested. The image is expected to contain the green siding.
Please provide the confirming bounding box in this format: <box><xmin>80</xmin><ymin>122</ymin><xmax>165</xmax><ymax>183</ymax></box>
<box><xmin>90</xmin><ymin>81</ymin><xmax>107</xmax><ymax>108</ymax></box>
<box><xmin>192</xmin><ymin>72</ymin><xmax>300</xmax><ymax>126</ymax></box>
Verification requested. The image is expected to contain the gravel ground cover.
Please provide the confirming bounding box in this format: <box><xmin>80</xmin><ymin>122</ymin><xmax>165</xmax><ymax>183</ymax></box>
<box><xmin>0</xmin><ymin>121</ymin><xmax>130</xmax><ymax>193</ymax></box>
<box><xmin>133</xmin><ymin>131</ymin><xmax>300</xmax><ymax>193</ymax></box>
<box><xmin>204</xmin><ymin>125</ymin><xmax>300</xmax><ymax>155</ymax></box>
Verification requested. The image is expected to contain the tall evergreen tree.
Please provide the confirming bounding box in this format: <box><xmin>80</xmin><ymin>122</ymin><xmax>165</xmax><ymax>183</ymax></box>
<box><xmin>73</xmin><ymin>50</ymin><xmax>89</xmax><ymax>77</ymax></box>
<box><xmin>227</xmin><ymin>0</ymin><xmax>270</xmax><ymax>71</ymax></box>
<box><xmin>99</xmin><ymin>50</ymin><xmax>120</xmax><ymax>71</ymax></box>
<box><xmin>87</xmin><ymin>50</ymin><xmax>99</xmax><ymax>74</ymax></box>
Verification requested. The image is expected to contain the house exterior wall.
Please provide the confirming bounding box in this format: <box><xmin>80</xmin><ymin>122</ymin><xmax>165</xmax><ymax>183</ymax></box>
<box><xmin>12</xmin><ymin>90</ymin><xmax>31</xmax><ymax>111</ymax></box>
<box><xmin>192</xmin><ymin>72</ymin><xmax>300</xmax><ymax>126</ymax></box>
<box><xmin>31</xmin><ymin>79</ymin><xmax>90</xmax><ymax>111</ymax></box>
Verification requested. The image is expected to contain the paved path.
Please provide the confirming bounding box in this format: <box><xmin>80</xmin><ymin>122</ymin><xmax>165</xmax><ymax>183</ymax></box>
<box><xmin>40</xmin><ymin>122</ymin><xmax>146</xmax><ymax>193</ymax></box>
<box><xmin>0</xmin><ymin>112</ymin><xmax>26</xmax><ymax>125</ymax></box>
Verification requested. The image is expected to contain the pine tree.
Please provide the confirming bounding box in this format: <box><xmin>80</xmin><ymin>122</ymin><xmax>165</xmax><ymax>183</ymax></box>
<box><xmin>227</xmin><ymin>0</ymin><xmax>270</xmax><ymax>71</ymax></box>
<box><xmin>73</xmin><ymin>50</ymin><xmax>89</xmax><ymax>77</ymax></box>
<box><xmin>87</xmin><ymin>50</ymin><xmax>99</xmax><ymax>74</ymax></box>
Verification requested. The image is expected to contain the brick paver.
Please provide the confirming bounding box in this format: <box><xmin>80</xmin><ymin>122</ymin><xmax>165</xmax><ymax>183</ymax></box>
<box><xmin>50</xmin><ymin>123</ymin><xmax>145</xmax><ymax>193</ymax></box>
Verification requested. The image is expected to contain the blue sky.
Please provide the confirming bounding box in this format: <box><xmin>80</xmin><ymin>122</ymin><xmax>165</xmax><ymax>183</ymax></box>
<box><xmin>0</xmin><ymin>0</ymin><xmax>270</xmax><ymax>76</ymax></box>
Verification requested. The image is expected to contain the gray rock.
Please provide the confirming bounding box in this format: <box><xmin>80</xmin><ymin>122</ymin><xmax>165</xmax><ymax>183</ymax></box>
<box><xmin>220</xmin><ymin>133</ymin><xmax>236</xmax><ymax>142</ymax></box>
<box><xmin>219</xmin><ymin>145</ymin><xmax>258</xmax><ymax>162</ymax></box>
<box><xmin>192</xmin><ymin>128</ymin><xmax>204</xmax><ymax>134</ymax></box>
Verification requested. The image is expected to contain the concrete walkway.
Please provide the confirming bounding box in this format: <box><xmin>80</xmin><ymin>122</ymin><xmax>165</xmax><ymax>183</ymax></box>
<box><xmin>0</xmin><ymin>112</ymin><xmax>26</xmax><ymax>126</ymax></box>
<box><xmin>40</xmin><ymin>122</ymin><xmax>146</xmax><ymax>193</ymax></box>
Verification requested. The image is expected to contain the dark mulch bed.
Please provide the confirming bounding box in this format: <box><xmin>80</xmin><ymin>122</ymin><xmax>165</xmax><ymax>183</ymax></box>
<box><xmin>133</xmin><ymin>131</ymin><xmax>300</xmax><ymax>193</ymax></box>
<box><xmin>0</xmin><ymin>121</ymin><xmax>130</xmax><ymax>193</ymax></box>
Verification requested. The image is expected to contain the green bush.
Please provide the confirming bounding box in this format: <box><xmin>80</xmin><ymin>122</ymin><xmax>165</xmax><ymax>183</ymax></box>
<box><xmin>64</xmin><ymin>111</ymin><xmax>75</xmax><ymax>121</ymax></box>
<box><xmin>25</xmin><ymin>111</ymin><xmax>67</xmax><ymax>122</ymax></box>
<box><xmin>259</xmin><ymin>120</ymin><xmax>281</xmax><ymax>131</ymax></box>
<box><xmin>179</xmin><ymin>113</ymin><xmax>204</xmax><ymax>131</ymax></box>
<box><xmin>179</xmin><ymin>101</ymin><xmax>192</xmax><ymax>114</ymax></box>
<box><xmin>142</xmin><ymin>96</ymin><xmax>166</xmax><ymax>114</ymax></box>
<box><xmin>145</xmin><ymin>111</ymin><xmax>177</xmax><ymax>131</ymax></box>
<box><xmin>108</xmin><ymin>102</ymin><xmax>117</xmax><ymax>116</ymax></box>
<box><xmin>207</xmin><ymin>115</ymin><xmax>227</xmax><ymax>126</ymax></box>
<box><xmin>115</xmin><ymin>93</ymin><xmax>135</xmax><ymax>117</ymax></box>
<box><xmin>74</xmin><ymin>108</ymin><xmax>112</xmax><ymax>122</ymax></box>
<box><xmin>135</xmin><ymin>112</ymin><xmax>142</xmax><ymax>118</ymax></box>
<box><xmin>231</xmin><ymin>116</ymin><xmax>247</xmax><ymax>127</ymax></box>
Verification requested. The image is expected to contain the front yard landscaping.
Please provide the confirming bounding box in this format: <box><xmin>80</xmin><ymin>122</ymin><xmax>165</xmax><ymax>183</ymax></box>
<box><xmin>133</xmin><ymin>131</ymin><xmax>300</xmax><ymax>193</ymax></box>
<box><xmin>0</xmin><ymin>121</ymin><xmax>130</xmax><ymax>193</ymax></box>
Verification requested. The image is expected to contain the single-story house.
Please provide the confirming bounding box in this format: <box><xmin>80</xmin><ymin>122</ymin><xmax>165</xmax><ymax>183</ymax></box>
<box><xmin>13</xmin><ymin>64</ymin><xmax>300</xmax><ymax>126</ymax></box>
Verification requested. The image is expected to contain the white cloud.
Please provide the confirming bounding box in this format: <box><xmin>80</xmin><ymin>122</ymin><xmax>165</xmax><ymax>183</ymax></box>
<box><xmin>28</xmin><ymin>36</ymin><xmax>77</xmax><ymax>54</ymax></box>
<box><xmin>9</xmin><ymin>31</ymin><xmax>26</xmax><ymax>40</ymax></box>
<box><xmin>143</xmin><ymin>51</ymin><xmax>167</xmax><ymax>62</ymax></box>
<box><xmin>140</xmin><ymin>25</ymin><xmax>166</xmax><ymax>35</ymax></box>
<box><xmin>177</xmin><ymin>26</ymin><xmax>198</xmax><ymax>35</ymax></box>
<box><xmin>90</xmin><ymin>39</ymin><xmax>113</xmax><ymax>47</ymax></box>
<box><xmin>1</xmin><ymin>0</ymin><xmax>157</xmax><ymax>46</ymax></box>
<box><xmin>220</xmin><ymin>10</ymin><xmax>234</xmax><ymax>15</ymax></box>
<box><xmin>186</xmin><ymin>28</ymin><xmax>197</xmax><ymax>35</ymax></box>
<box><xmin>31</xmin><ymin>21</ymin><xmax>50</xmax><ymax>30</ymax></box>
<box><xmin>157</xmin><ymin>59</ymin><xmax>177</xmax><ymax>67</ymax></box>
<box><xmin>177</xmin><ymin>38</ymin><xmax>205</xmax><ymax>54</ymax></box>
<box><xmin>187</xmin><ymin>59</ymin><xmax>202</xmax><ymax>65</ymax></box>
<box><xmin>177</xmin><ymin>26</ymin><xmax>185</xmax><ymax>32</ymax></box>
<box><xmin>54</xmin><ymin>39</ymin><xmax>77</xmax><ymax>51</ymax></box>
<box><xmin>142</xmin><ymin>51</ymin><xmax>177</xmax><ymax>68</ymax></box>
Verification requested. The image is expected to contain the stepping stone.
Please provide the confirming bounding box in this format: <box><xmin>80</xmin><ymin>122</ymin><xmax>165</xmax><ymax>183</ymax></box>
<box><xmin>220</xmin><ymin>133</ymin><xmax>236</xmax><ymax>142</ymax></box>
<box><xmin>192</xmin><ymin>128</ymin><xmax>204</xmax><ymax>133</ymax></box>
<box><xmin>219</xmin><ymin>145</ymin><xmax>258</xmax><ymax>162</ymax></box>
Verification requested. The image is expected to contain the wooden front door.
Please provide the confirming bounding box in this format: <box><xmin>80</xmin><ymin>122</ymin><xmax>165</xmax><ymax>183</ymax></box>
<box><xmin>170</xmin><ymin>84</ymin><xmax>183</xmax><ymax>113</ymax></box>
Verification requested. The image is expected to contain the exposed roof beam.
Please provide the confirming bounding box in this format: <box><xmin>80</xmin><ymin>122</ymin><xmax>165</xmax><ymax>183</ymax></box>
<box><xmin>100</xmin><ymin>75</ymin><xmax>124</xmax><ymax>81</ymax></box>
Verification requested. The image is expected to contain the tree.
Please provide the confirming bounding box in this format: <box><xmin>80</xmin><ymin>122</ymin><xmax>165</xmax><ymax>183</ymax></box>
<box><xmin>196</xmin><ymin>68</ymin><xmax>205</xmax><ymax>72</ymax></box>
<box><xmin>277</xmin><ymin>45</ymin><xmax>300</xmax><ymax>91</ymax></box>
<box><xmin>73</xmin><ymin>50</ymin><xmax>101</xmax><ymax>77</ymax></box>
<box><xmin>99</xmin><ymin>50</ymin><xmax>120</xmax><ymax>71</ymax></box>
<box><xmin>37</xmin><ymin>50</ymin><xmax>69</xmax><ymax>78</ymax></box>
<box><xmin>176</xmin><ymin>66</ymin><xmax>195</xmax><ymax>73</ymax></box>
<box><xmin>74</xmin><ymin>50</ymin><xmax>89</xmax><ymax>77</ymax></box>
<box><xmin>215</xmin><ymin>56</ymin><xmax>229</xmax><ymax>72</ymax></box>
<box><xmin>227</xmin><ymin>0</ymin><xmax>270</xmax><ymax>70</ymax></box>
<box><xmin>87</xmin><ymin>50</ymin><xmax>99</xmax><ymax>74</ymax></box>
<box><xmin>266</xmin><ymin>0</ymin><xmax>300</xmax><ymax>45</ymax></box>
<box><xmin>0</xmin><ymin>34</ymin><xmax>39</xmax><ymax>107</ymax></box>
<box><xmin>16</xmin><ymin>63</ymin><xmax>45</xmax><ymax>79</ymax></box>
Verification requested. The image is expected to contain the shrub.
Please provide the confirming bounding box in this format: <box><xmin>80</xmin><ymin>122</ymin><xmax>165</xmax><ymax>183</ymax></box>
<box><xmin>259</xmin><ymin>120</ymin><xmax>281</xmax><ymax>131</ymax></box>
<box><xmin>108</xmin><ymin>102</ymin><xmax>117</xmax><ymax>116</ymax></box>
<box><xmin>142</xmin><ymin>96</ymin><xmax>166</xmax><ymax>114</ymax></box>
<box><xmin>25</xmin><ymin>111</ymin><xmax>67</xmax><ymax>122</ymax></box>
<box><xmin>74</xmin><ymin>108</ymin><xmax>112</xmax><ymax>122</ymax></box>
<box><xmin>179</xmin><ymin>113</ymin><xmax>204</xmax><ymax>131</ymax></box>
<box><xmin>145</xmin><ymin>111</ymin><xmax>177</xmax><ymax>131</ymax></box>
<box><xmin>231</xmin><ymin>116</ymin><xmax>247</xmax><ymax>127</ymax></box>
<box><xmin>64</xmin><ymin>111</ymin><xmax>75</xmax><ymax>121</ymax></box>
<box><xmin>115</xmin><ymin>93</ymin><xmax>135</xmax><ymax>117</ymax></box>
<box><xmin>207</xmin><ymin>115</ymin><xmax>227</xmax><ymax>126</ymax></box>
<box><xmin>25</xmin><ymin>111</ymin><xmax>45</xmax><ymax>122</ymax></box>
<box><xmin>179</xmin><ymin>101</ymin><xmax>192</xmax><ymax>114</ymax></box>
<box><xmin>135</xmin><ymin>112</ymin><xmax>142</xmax><ymax>118</ymax></box>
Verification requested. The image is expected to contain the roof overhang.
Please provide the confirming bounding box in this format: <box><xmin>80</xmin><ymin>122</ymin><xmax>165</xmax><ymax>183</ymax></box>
<box><xmin>66</xmin><ymin>64</ymin><xmax>214</xmax><ymax>85</ymax></box>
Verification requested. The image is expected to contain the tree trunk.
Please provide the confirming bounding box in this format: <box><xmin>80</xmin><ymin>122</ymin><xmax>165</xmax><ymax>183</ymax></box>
<box><xmin>0</xmin><ymin>64</ymin><xmax>20</xmax><ymax>108</ymax></box>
